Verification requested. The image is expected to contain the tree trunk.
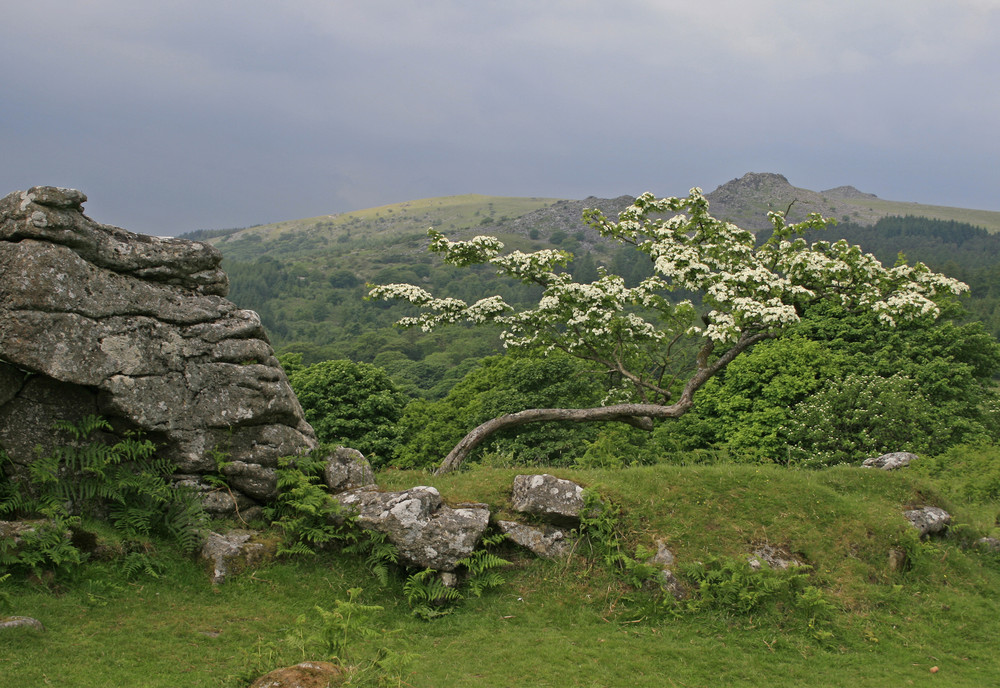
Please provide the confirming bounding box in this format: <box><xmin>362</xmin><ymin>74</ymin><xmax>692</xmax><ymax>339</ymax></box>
<box><xmin>433</xmin><ymin>402</ymin><xmax>691</xmax><ymax>475</ymax></box>
<box><xmin>432</xmin><ymin>330</ymin><xmax>773</xmax><ymax>475</ymax></box>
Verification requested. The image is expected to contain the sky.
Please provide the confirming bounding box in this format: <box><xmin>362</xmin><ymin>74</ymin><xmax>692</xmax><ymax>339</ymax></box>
<box><xmin>2</xmin><ymin>1</ymin><xmax>999</xmax><ymax>237</ymax></box>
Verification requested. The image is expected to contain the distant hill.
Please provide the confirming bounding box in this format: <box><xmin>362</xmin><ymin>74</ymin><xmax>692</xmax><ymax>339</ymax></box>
<box><xmin>704</xmin><ymin>172</ymin><xmax>1000</xmax><ymax>233</ymax></box>
<box><xmin>184</xmin><ymin>174</ymin><xmax>1000</xmax><ymax>253</ymax></box>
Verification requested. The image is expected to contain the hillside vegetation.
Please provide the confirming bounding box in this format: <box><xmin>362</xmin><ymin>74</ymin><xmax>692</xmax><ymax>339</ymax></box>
<box><xmin>5</xmin><ymin>459</ymin><xmax>1000</xmax><ymax>687</ymax></box>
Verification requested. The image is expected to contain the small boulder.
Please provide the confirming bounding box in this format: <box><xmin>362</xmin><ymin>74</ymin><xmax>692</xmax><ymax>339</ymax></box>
<box><xmin>747</xmin><ymin>544</ymin><xmax>804</xmax><ymax>570</ymax></box>
<box><xmin>0</xmin><ymin>616</ymin><xmax>45</xmax><ymax>632</ymax></box>
<box><xmin>975</xmin><ymin>537</ymin><xmax>1000</xmax><ymax>552</ymax></box>
<box><xmin>322</xmin><ymin>446</ymin><xmax>375</xmax><ymax>494</ymax></box>
<box><xmin>904</xmin><ymin>506</ymin><xmax>951</xmax><ymax>537</ymax></box>
<box><xmin>248</xmin><ymin>661</ymin><xmax>345</xmax><ymax>688</ymax></box>
<box><xmin>199</xmin><ymin>529</ymin><xmax>278</xmax><ymax>584</ymax></box>
<box><xmin>862</xmin><ymin>452</ymin><xmax>917</xmax><ymax>470</ymax></box>
<box><xmin>497</xmin><ymin>520</ymin><xmax>575</xmax><ymax>559</ymax></box>
<box><xmin>648</xmin><ymin>539</ymin><xmax>676</xmax><ymax>567</ymax></box>
<box><xmin>511</xmin><ymin>474</ymin><xmax>589</xmax><ymax>525</ymax></box>
<box><xmin>335</xmin><ymin>486</ymin><xmax>490</xmax><ymax>571</ymax></box>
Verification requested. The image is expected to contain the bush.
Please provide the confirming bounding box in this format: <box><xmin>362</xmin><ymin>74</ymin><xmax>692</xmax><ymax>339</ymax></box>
<box><xmin>288</xmin><ymin>360</ymin><xmax>408</xmax><ymax>467</ymax></box>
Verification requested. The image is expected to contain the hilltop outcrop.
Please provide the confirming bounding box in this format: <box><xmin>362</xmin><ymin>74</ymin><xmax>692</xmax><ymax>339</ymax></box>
<box><xmin>705</xmin><ymin>172</ymin><xmax>883</xmax><ymax>229</ymax></box>
<box><xmin>0</xmin><ymin>186</ymin><xmax>317</xmax><ymax>514</ymax></box>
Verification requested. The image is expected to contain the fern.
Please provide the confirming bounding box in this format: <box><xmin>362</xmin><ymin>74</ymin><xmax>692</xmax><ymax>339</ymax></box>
<box><xmin>456</xmin><ymin>531</ymin><xmax>511</xmax><ymax>597</ymax></box>
<box><xmin>0</xmin><ymin>416</ymin><xmax>206</xmax><ymax>577</ymax></box>
<box><xmin>344</xmin><ymin>529</ymin><xmax>399</xmax><ymax>587</ymax></box>
<box><xmin>266</xmin><ymin>453</ymin><xmax>358</xmax><ymax>556</ymax></box>
<box><xmin>403</xmin><ymin>568</ymin><xmax>462</xmax><ymax>620</ymax></box>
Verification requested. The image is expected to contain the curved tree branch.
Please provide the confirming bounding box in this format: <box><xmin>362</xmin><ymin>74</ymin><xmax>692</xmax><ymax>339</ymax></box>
<box><xmin>434</xmin><ymin>329</ymin><xmax>775</xmax><ymax>475</ymax></box>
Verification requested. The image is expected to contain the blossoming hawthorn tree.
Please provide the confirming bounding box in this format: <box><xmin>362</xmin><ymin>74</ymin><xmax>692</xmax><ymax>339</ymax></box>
<box><xmin>369</xmin><ymin>189</ymin><xmax>967</xmax><ymax>475</ymax></box>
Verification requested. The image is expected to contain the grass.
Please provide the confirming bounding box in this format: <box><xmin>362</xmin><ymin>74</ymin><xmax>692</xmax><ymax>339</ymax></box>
<box><xmin>4</xmin><ymin>462</ymin><xmax>1000</xmax><ymax>687</ymax></box>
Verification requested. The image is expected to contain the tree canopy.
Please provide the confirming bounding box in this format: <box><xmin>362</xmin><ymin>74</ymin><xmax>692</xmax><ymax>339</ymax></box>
<box><xmin>370</xmin><ymin>189</ymin><xmax>968</xmax><ymax>474</ymax></box>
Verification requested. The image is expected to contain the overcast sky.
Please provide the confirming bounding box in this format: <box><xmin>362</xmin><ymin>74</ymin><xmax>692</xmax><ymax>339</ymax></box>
<box><xmin>2</xmin><ymin>1</ymin><xmax>998</xmax><ymax>236</ymax></box>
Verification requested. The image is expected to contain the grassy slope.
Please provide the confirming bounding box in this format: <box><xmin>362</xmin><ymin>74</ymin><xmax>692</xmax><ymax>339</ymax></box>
<box><xmin>835</xmin><ymin>197</ymin><xmax>1000</xmax><ymax>233</ymax></box>
<box><xmin>4</xmin><ymin>463</ymin><xmax>999</xmax><ymax>687</ymax></box>
<box><xmin>210</xmin><ymin>195</ymin><xmax>561</xmax><ymax>248</ymax></box>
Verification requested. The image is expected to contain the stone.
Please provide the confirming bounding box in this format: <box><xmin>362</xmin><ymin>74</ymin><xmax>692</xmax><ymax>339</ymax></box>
<box><xmin>0</xmin><ymin>616</ymin><xmax>45</xmax><ymax>632</ymax></box>
<box><xmin>648</xmin><ymin>539</ymin><xmax>676</xmax><ymax>567</ymax></box>
<box><xmin>323</xmin><ymin>446</ymin><xmax>376</xmax><ymax>494</ymax></box>
<box><xmin>904</xmin><ymin>506</ymin><xmax>951</xmax><ymax>537</ymax></box>
<box><xmin>335</xmin><ymin>486</ymin><xmax>490</xmax><ymax>571</ymax></box>
<box><xmin>975</xmin><ymin>537</ymin><xmax>1000</xmax><ymax>552</ymax></box>
<box><xmin>862</xmin><ymin>452</ymin><xmax>917</xmax><ymax>470</ymax></box>
<box><xmin>497</xmin><ymin>520</ymin><xmax>575</xmax><ymax>559</ymax></box>
<box><xmin>510</xmin><ymin>474</ymin><xmax>589</xmax><ymax>525</ymax></box>
<box><xmin>747</xmin><ymin>544</ymin><xmax>804</xmax><ymax>570</ymax></box>
<box><xmin>0</xmin><ymin>187</ymin><xmax>318</xmax><ymax>511</ymax></box>
<box><xmin>199</xmin><ymin>529</ymin><xmax>278</xmax><ymax>584</ymax></box>
<box><xmin>248</xmin><ymin>661</ymin><xmax>345</xmax><ymax>688</ymax></box>
<box><xmin>656</xmin><ymin>569</ymin><xmax>687</xmax><ymax>600</ymax></box>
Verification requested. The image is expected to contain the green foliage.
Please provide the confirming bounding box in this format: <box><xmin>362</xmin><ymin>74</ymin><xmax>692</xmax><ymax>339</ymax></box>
<box><xmin>392</xmin><ymin>351</ymin><xmax>605</xmax><ymax>469</ymax></box>
<box><xmin>264</xmin><ymin>453</ymin><xmax>356</xmax><ymax>556</ymax></box>
<box><xmin>662</xmin><ymin>305</ymin><xmax>1000</xmax><ymax>465</ymax></box>
<box><xmin>285</xmin><ymin>587</ymin><xmax>418</xmax><ymax>686</ymax></box>
<box><xmin>784</xmin><ymin>373</ymin><xmax>947</xmax><ymax>466</ymax></box>
<box><xmin>577</xmin><ymin>491</ymin><xmax>660</xmax><ymax>589</ymax></box>
<box><xmin>680</xmin><ymin>556</ymin><xmax>809</xmax><ymax>614</ymax></box>
<box><xmin>455</xmin><ymin>531</ymin><xmax>511</xmax><ymax>597</ymax></box>
<box><xmin>911</xmin><ymin>443</ymin><xmax>1000</xmax><ymax>504</ymax></box>
<box><xmin>0</xmin><ymin>572</ymin><xmax>11</xmax><ymax>613</ymax></box>
<box><xmin>403</xmin><ymin>568</ymin><xmax>463</xmax><ymax>620</ymax></box>
<box><xmin>344</xmin><ymin>529</ymin><xmax>399</xmax><ymax>588</ymax></box>
<box><xmin>678</xmin><ymin>556</ymin><xmax>835</xmax><ymax>639</ymax></box>
<box><xmin>288</xmin><ymin>360</ymin><xmax>408</xmax><ymax>467</ymax></box>
<box><xmin>0</xmin><ymin>416</ymin><xmax>205</xmax><ymax>576</ymax></box>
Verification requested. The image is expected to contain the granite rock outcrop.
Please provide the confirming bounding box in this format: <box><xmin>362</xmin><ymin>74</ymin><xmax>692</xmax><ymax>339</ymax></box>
<box><xmin>0</xmin><ymin>186</ymin><xmax>317</xmax><ymax>513</ymax></box>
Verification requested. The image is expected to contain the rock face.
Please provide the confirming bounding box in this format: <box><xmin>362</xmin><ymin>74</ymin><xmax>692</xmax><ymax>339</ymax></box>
<box><xmin>0</xmin><ymin>187</ymin><xmax>317</xmax><ymax>510</ymax></box>
<box><xmin>496</xmin><ymin>520</ymin><xmax>575</xmax><ymax>559</ymax></box>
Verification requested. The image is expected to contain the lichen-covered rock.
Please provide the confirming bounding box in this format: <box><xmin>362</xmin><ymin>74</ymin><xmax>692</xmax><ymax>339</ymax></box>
<box><xmin>747</xmin><ymin>544</ymin><xmax>804</xmax><ymax>570</ymax></box>
<box><xmin>247</xmin><ymin>660</ymin><xmax>345</xmax><ymax>688</ymax></box>
<box><xmin>510</xmin><ymin>474</ymin><xmax>589</xmax><ymax>525</ymax></box>
<box><xmin>497</xmin><ymin>520</ymin><xmax>575</xmax><ymax>559</ymax></box>
<box><xmin>904</xmin><ymin>506</ymin><xmax>951</xmax><ymax>536</ymax></box>
<box><xmin>0</xmin><ymin>187</ymin><xmax>317</xmax><ymax>511</ymax></box>
<box><xmin>863</xmin><ymin>452</ymin><xmax>917</xmax><ymax>470</ymax></box>
<box><xmin>0</xmin><ymin>616</ymin><xmax>45</xmax><ymax>632</ymax></box>
<box><xmin>199</xmin><ymin>529</ymin><xmax>278</xmax><ymax>584</ymax></box>
<box><xmin>334</xmin><ymin>486</ymin><xmax>490</xmax><ymax>571</ymax></box>
<box><xmin>323</xmin><ymin>446</ymin><xmax>376</xmax><ymax>494</ymax></box>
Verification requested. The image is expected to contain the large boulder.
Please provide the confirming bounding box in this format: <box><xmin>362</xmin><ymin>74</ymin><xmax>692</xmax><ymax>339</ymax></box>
<box><xmin>0</xmin><ymin>187</ymin><xmax>317</xmax><ymax>510</ymax></box>
<box><xmin>334</xmin><ymin>486</ymin><xmax>490</xmax><ymax>571</ymax></box>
